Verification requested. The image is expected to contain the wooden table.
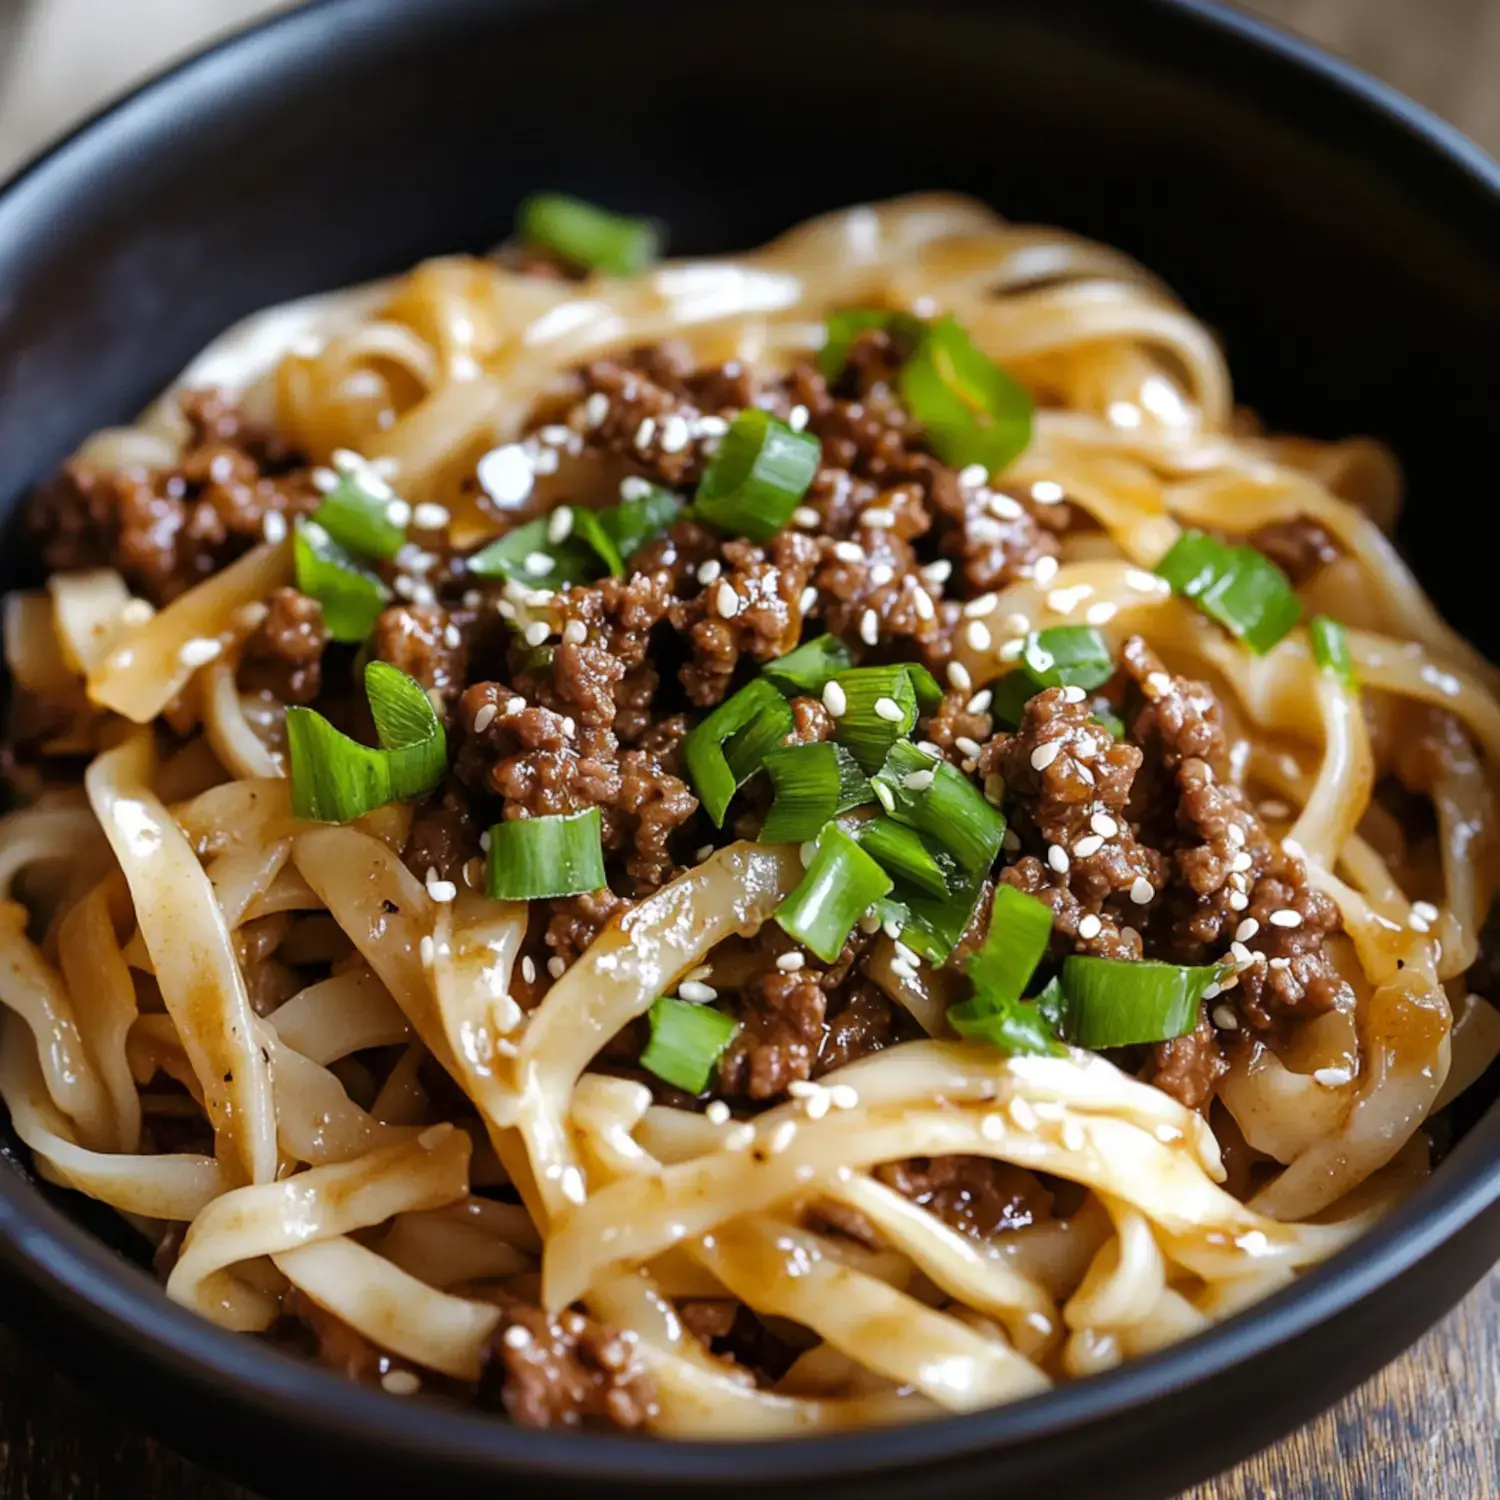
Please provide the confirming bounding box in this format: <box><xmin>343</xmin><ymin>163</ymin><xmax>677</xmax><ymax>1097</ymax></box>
<box><xmin>4</xmin><ymin>1</ymin><xmax>1500</xmax><ymax>1496</ymax></box>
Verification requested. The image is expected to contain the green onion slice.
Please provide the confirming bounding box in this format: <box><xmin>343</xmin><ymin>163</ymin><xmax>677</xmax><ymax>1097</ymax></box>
<box><xmin>287</xmin><ymin>661</ymin><xmax>447</xmax><ymax>823</ymax></box>
<box><xmin>585</xmin><ymin>485</ymin><xmax>683</xmax><ymax>573</ymax></box>
<box><xmin>899</xmin><ymin>315</ymin><xmax>1033</xmax><ymax>477</ymax></box>
<box><xmin>485</xmin><ymin>808</ymin><xmax>607</xmax><ymax>900</ymax></box>
<box><xmin>895</xmin><ymin>865</ymin><xmax>987</xmax><ymax>965</ymax></box>
<box><xmin>1309</xmin><ymin>614</ymin><xmax>1356</xmax><ymax>688</ymax></box>
<box><xmin>870</xmin><ymin>740</ymin><xmax>1007</xmax><ymax>878</ymax></box>
<box><xmin>1022</xmin><ymin>626</ymin><xmax>1115</xmax><ymax>691</ymax></box>
<box><xmin>831</xmin><ymin>665</ymin><xmax>919</xmax><ymax>773</ymax></box>
<box><xmin>857</xmin><ymin>818</ymin><xmax>952</xmax><ymax>899</ymax></box>
<box><xmin>759</xmin><ymin>741</ymin><xmax>872</xmax><ymax>844</ymax></box>
<box><xmin>466</xmin><ymin>516</ymin><xmax>598</xmax><ymax>586</ymax></box>
<box><xmin>818</xmin><ymin>308</ymin><xmax>924</xmax><ymax>382</ymax></box>
<box><xmin>1057</xmin><ymin>955</ymin><xmax>1223</xmax><ymax>1048</ymax></box>
<box><xmin>682</xmin><ymin>679</ymin><xmax>793</xmax><ymax>827</ymax></box>
<box><xmin>693</xmin><ymin>409</ymin><xmax>821</xmax><ymax>543</ymax></box>
<box><xmin>947</xmin><ymin>885</ymin><xmax>1062</xmax><ymax>1056</ymax></box>
<box><xmin>989</xmin><ymin>669</ymin><xmax>1040</xmax><ymax>730</ymax></box>
<box><xmin>293</xmin><ymin>518</ymin><xmax>390</xmax><ymax>643</ymax></box>
<box><xmin>761</xmin><ymin>634</ymin><xmax>855</xmax><ymax>697</ymax></box>
<box><xmin>775</xmin><ymin>825</ymin><xmax>893</xmax><ymax>963</ymax></box>
<box><xmin>1156</xmin><ymin>529</ymin><xmax>1301</xmax><ymax>654</ymax></box>
<box><xmin>639</xmin><ymin>996</ymin><xmax>739</xmax><ymax>1095</ymax></box>
<box><xmin>517</xmin><ymin>193</ymin><xmax>661</xmax><ymax>276</ymax></box>
<box><xmin>1093</xmin><ymin>707</ymin><xmax>1127</xmax><ymax>741</ymax></box>
<box><xmin>948</xmin><ymin>991</ymin><xmax>1065</xmax><ymax>1056</ymax></box>
<box><xmin>313</xmin><ymin>473</ymin><xmax>408</xmax><ymax>561</ymax></box>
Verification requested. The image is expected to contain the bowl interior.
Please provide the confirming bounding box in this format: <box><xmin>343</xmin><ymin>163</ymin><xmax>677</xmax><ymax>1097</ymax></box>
<box><xmin>2</xmin><ymin>0</ymin><xmax>1500</xmax><ymax>1494</ymax></box>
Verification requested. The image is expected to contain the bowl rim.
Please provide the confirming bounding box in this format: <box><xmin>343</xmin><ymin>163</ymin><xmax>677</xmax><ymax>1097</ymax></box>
<box><xmin>3</xmin><ymin>0</ymin><xmax>1500</xmax><ymax>1485</ymax></box>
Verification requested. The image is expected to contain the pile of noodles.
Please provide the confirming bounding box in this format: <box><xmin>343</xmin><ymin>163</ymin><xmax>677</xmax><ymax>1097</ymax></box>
<box><xmin>3</xmin><ymin>195</ymin><xmax>1499</xmax><ymax>1434</ymax></box>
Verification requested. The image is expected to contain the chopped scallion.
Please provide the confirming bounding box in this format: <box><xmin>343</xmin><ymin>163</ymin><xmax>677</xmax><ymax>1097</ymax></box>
<box><xmin>314</xmin><ymin>473</ymin><xmax>407</xmax><ymax>560</ymax></box>
<box><xmin>818</xmin><ymin>308</ymin><xmax>924</xmax><ymax>382</ymax></box>
<box><xmin>1156</xmin><ymin>529</ymin><xmax>1301</xmax><ymax>654</ymax></box>
<box><xmin>639</xmin><ymin>996</ymin><xmax>738</xmax><ymax>1094</ymax></box>
<box><xmin>693</xmin><ymin>409</ymin><xmax>821</xmax><ymax>542</ymax></box>
<box><xmin>517</xmin><ymin>193</ymin><xmax>661</xmax><ymax>276</ymax></box>
<box><xmin>1058</xmin><ymin>955</ymin><xmax>1223</xmax><ymax>1048</ymax></box>
<box><xmin>759</xmin><ymin>741</ymin><xmax>872</xmax><ymax>844</ymax></box>
<box><xmin>287</xmin><ymin>661</ymin><xmax>446</xmax><ymax>823</ymax></box>
<box><xmin>899</xmin><ymin>315</ymin><xmax>1033</xmax><ymax>477</ymax></box>
<box><xmin>1022</xmin><ymin>626</ymin><xmax>1115</xmax><ymax>691</ymax></box>
<box><xmin>1309</xmin><ymin>614</ymin><xmax>1356</xmax><ymax>688</ymax></box>
<box><xmin>761</xmin><ymin>634</ymin><xmax>856</xmax><ymax>697</ymax></box>
<box><xmin>870</xmin><ymin>740</ymin><xmax>1007</xmax><ymax>879</ymax></box>
<box><xmin>682</xmin><ymin>679</ymin><xmax>793</xmax><ymax>827</ymax></box>
<box><xmin>831</xmin><ymin>665</ymin><xmax>918</xmax><ymax>772</ymax></box>
<box><xmin>465</xmin><ymin>515</ymin><xmax>597</xmax><ymax>585</ymax></box>
<box><xmin>293</xmin><ymin>518</ymin><xmax>389</xmax><ymax>643</ymax></box>
<box><xmin>947</xmin><ymin>885</ymin><xmax>1063</xmax><ymax>1056</ymax></box>
<box><xmin>857</xmin><ymin>818</ymin><xmax>952</xmax><ymax>899</ymax></box>
<box><xmin>485</xmin><ymin>808</ymin><xmax>606</xmax><ymax>900</ymax></box>
<box><xmin>775</xmin><ymin>825</ymin><xmax>893</xmax><ymax>962</ymax></box>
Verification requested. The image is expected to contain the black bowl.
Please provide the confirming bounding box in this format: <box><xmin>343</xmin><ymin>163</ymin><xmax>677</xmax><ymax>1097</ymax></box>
<box><xmin>2</xmin><ymin>1</ymin><xmax>1499</xmax><ymax>1496</ymax></box>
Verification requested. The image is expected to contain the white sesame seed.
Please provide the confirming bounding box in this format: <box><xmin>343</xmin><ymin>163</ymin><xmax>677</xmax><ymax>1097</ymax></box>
<box><xmin>1269</xmin><ymin>909</ymin><xmax>1303</xmax><ymax>929</ymax></box>
<box><xmin>1073</xmin><ymin>834</ymin><xmax>1105</xmax><ymax>858</ymax></box>
<box><xmin>954</xmin><ymin>735</ymin><xmax>982</xmax><ymax>759</ymax></box>
<box><xmin>522</xmin><ymin>551</ymin><xmax>554</xmax><ymax>578</ymax></box>
<box><xmin>260</xmin><ymin>510</ymin><xmax>289</xmax><ymax>546</ymax></box>
<box><xmin>799</xmin><ymin>585</ymin><xmax>818</xmax><ymax>614</ymax></box>
<box><xmin>833</xmin><ymin>541</ymin><xmax>865</xmax><ymax>564</ymax></box>
<box><xmin>714</xmin><ymin>581</ymin><xmax>739</xmax><ymax>619</ymax></box>
<box><xmin>177</xmin><ymin>637</ymin><xmax>222</xmax><ymax>668</ymax></box>
<box><xmin>1212</xmin><ymin>1005</ymin><xmax>1239</xmax><ymax>1030</ymax></box>
<box><xmin>705</xmin><ymin>1100</ymin><xmax>731</xmax><ymax>1125</ymax></box>
<box><xmin>561</xmin><ymin>716</ymin><xmax>577</xmax><ymax>738</ymax></box>
<box><xmin>921</xmin><ymin>559</ymin><xmax>953</xmax><ymax>585</ymax></box>
<box><xmin>999</xmin><ymin>638</ymin><xmax>1025</xmax><ymax>661</ymax></box>
<box><xmin>873</xmin><ymin>781</ymin><xmax>896</xmax><ymax>813</ymax></box>
<box><xmin>958</xmin><ymin>464</ymin><xmax>988</xmax><ymax>490</ymax></box>
<box><xmin>1202</xmin><ymin>982</ymin><xmax>1222</xmax><ymax>1000</ymax></box>
<box><xmin>1126</xmin><ymin>568</ymin><xmax>1165</xmax><ymax>594</ymax></box>
<box><xmin>413</xmin><ymin>502</ymin><xmax>450</xmax><ymax>531</ymax></box>
<box><xmin>858</xmin><ymin>910</ymin><xmax>883</xmax><ymax>935</ymax></box>
<box><xmin>912</xmin><ymin>588</ymin><xmax>935</xmax><ymax>620</ymax></box>
<box><xmin>964</xmin><ymin>593</ymin><xmax>999</xmax><ymax>618</ymax></box>
<box><xmin>1145</xmin><ymin>671</ymin><xmax>1173</xmax><ymax>698</ymax></box>
<box><xmin>1130</xmin><ymin>876</ymin><xmax>1155</xmax><ymax>904</ymax></box>
<box><xmin>1227</xmin><ymin>824</ymin><xmax>1246</xmax><ymax>847</ymax></box>
<box><xmin>472</xmin><ymin>703</ymin><xmax>499</xmax><ymax>734</ymax></box>
<box><xmin>822</xmin><ymin>680</ymin><xmax>848</xmax><ymax>717</ymax></box>
<box><xmin>1030</xmin><ymin>481</ymin><xmax>1065</xmax><ymax>505</ymax></box>
<box><xmin>1077</xmin><ymin>914</ymin><xmax>1103</xmax><ymax>940</ymax></box>
<box><xmin>1234</xmin><ymin>918</ymin><xmax>1260</xmax><ymax>943</ymax></box>
<box><xmin>966</xmin><ymin>621</ymin><xmax>993</xmax><ymax>652</ymax></box>
<box><xmin>381</xmin><ymin>1370</ymin><xmax>422</xmax><ymax>1395</ymax></box>
<box><xmin>1090</xmin><ymin>812</ymin><xmax>1118</xmax><ymax>838</ymax></box>
<box><xmin>419</xmin><ymin>935</ymin><xmax>436</xmax><ymax>966</ymax></box>
<box><xmin>634</xmin><ymin>417</ymin><xmax>657</xmax><ymax>450</ymax></box>
<box><xmin>946</xmin><ymin>661</ymin><xmax>973</xmax><ymax>692</ymax></box>
<box><xmin>988</xmin><ymin>493</ymin><xmax>1024</xmax><ymax>520</ymax></box>
<box><xmin>1030</xmin><ymin>742</ymin><xmax>1061</xmax><ymax>772</ymax></box>
<box><xmin>477</xmin><ymin>444</ymin><xmax>534</xmax><ymax>506</ymax></box>
<box><xmin>1033</xmin><ymin>556</ymin><xmax>1060</xmax><ymax>586</ymax></box>
<box><xmin>860</xmin><ymin>609</ymin><xmax>879</xmax><ymax>646</ymax></box>
<box><xmin>523</xmin><ymin>621</ymin><xmax>550</xmax><ymax>647</ymax></box>
<box><xmin>1062</xmin><ymin>684</ymin><xmax>1087</xmax><ymax>704</ymax></box>
<box><xmin>659</xmin><ymin>414</ymin><xmax>690</xmax><ymax>453</ymax></box>
<box><xmin>869</xmin><ymin>563</ymin><xmax>895</xmax><ymax>586</ymax></box>
<box><xmin>1228</xmin><ymin>891</ymin><xmax>1250</xmax><ymax>912</ymax></box>
<box><xmin>792</xmin><ymin>506</ymin><xmax>820</xmax><ymax>528</ymax></box>
<box><xmin>788</xmin><ymin>404</ymin><xmax>810</xmax><ymax>432</ymax></box>
<box><xmin>799</xmin><ymin>841</ymin><xmax>818</xmax><ymax>867</ymax></box>
<box><xmin>1313</xmin><ymin>1066</ymin><xmax>1352</xmax><ymax>1088</ymax></box>
<box><xmin>694</xmin><ymin>844</ymin><xmax>714</xmax><ymax>862</ymax></box>
<box><xmin>1412</xmin><ymin>901</ymin><xmax>1439</xmax><ymax>923</ymax></box>
<box><xmin>1047</xmin><ymin>844</ymin><xmax>1071</xmax><ymax>874</ymax></box>
<box><xmin>1230</xmin><ymin>850</ymin><xmax>1254</xmax><ymax>873</ymax></box>
<box><xmin>678</xmin><ymin>980</ymin><xmax>718</xmax><ymax>1003</ymax></box>
<box><xmin>311</xmin><ymin>466</ymin><xmax>339</xmax><ymax>493</ymax></box>
<box><xmin>501</xmin><ymin>696</ymin><xmax>524</xmax><ymax>716</ymax></box>
<box><xmin>543</xmin><ymin>508</ymin><xmax>575</xmax><ymax>546</ymax></box>
<box><xmin>693</xmin><ymin>560</ymin><xmax>722</xmax><ymax>589</ymax></box>
<box><xmin>896</xmin><ymin>769</ymin><xmax>934</xmax><ymax>796</ymax></box>
<box><xmin>776</xmin><ymin>952</ymin><xmax>806</xmax><ymax>972</ymax></box>
<box><xmin>582</xmin><ymin>392</ymin><xmax>610</xmax><ymax>428</ymax></box>
<box><xmin>1084</xmin><ymin>601</ymin><xmax>1117</xmax><ymax>626</ymax></box>
<box><xmin>426</xmin><ymin>875</ymin><xmax>457</xmax><ymax>903</ymax></box>
<box><xmin>767</xmin><ymin>1120</ymin><xmax>799</xmax><ymax>1154</ymax></box>
<box><xmin>862</xmin><ymin>507</ymin><xmax>896</xmax><ymax>530</ymax></box>
<box><xmin>561</xmin><ymin>619</ymin><xmax>587</xmax><ymax>646</ymax></box>
<box><xmin>873</xmin><ymin>696</ymin><xmax>905</xmax><ymax>723</ymax></box>
<box><xmin>1269</xmin><ymin>956</ymin><xmax>1291</xmax><ymax>971</ymax></box>
<box><xmin>1047</xmin><ymin>585</ymin><xmax>1092</xmax><ymax>616</ymax></box>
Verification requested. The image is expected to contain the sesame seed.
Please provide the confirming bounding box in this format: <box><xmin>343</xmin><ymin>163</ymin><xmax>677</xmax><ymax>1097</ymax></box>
<box><xmin>705</xmin><ymin>1100</ymin><xmax>731</xmax><ymax>1125</ymax></box>
<box><xmin>1129</xmin><ymin>876</ymin><xmax>1155</xmax><ymax>904</ymax></box>
<box><xmin>829</xmin><ymin>1084</ymin><xmax>859</xmax><ymax>1110</ymax></box>
<box><xmin>477</xmin><ymin>444</ymin><xmax>534</xmax><ymax>506</ymax></box>
<box><xmin>1047</xmin><ymin>844</ymin><xmax>1071</xmax><ymax>874</ymax></box>
<box><xmin>912</xmin><ymin>588</ymin><xmax>935</xmax><ymax>620</ymax></box>
<box><xmin>1030</xmin><ymin>481</ymin><xmax>1065</xmax><ymax>505</ymax></box>
<box><xmin>260</xmin><ymin>510</ymin><xmax>288</xmax><ymax>545</ymax></box>
<box><xmin>1062</xmin><ymin>684</ymin><xmax>1087</xmax><ymax>704</ymax></box>
<box><xmin>634</xmin><ymin>417</ymin><xmax>657</xmax><ymax>450</ymax></box>
<box><xmin>799</xmin><ymin>841</ymin><xmax>818</xmax><ymax>867</ymax></box>
<box><xmin>822</xmin><ymin>680</ymin><xmax>848</xmax><ymax>717</ymax></box>
<box><xmin>715</xmin><ymin>581</ymin><xmax>739</xmax><ymax>618</ymax></box>
<box><xmin>860</xmin><ymin>609</ymin><xmax>879</xmax><ymax>646</ymax></box>
<box><xmin>382</xmin><ymin>1370</ymin><xmax>422</xmax><ymax>1395</ymax></box>
<box><xmin>1047</xmin><ymin>584</ymin><xmax>1092</xmax><ymax>616</ymax></box>
<box><xmin>582</xmin><ymin>392</ymin><xmax>610</xmax><ymax>428</ymax></box>
<box><xmin>1073</xmin><ymin>834</ymin><xmax>1105</xmax><ymax>858</ymax></box>
<box><xmin>311</xmin><ymin>466</ymin><xmax>339</xmax><ymax>493</ymax></box>
<box><xmin>958</xmin><ymin>463</ymin><xmax>988</xmax><ymax>489</ymax></box>
<box><xmin>799</xmin><ymin>585</ymin><xmax>818</xmax><ymax>613</ymax></box>
<box><xmin>523</xmin><ymin>551</ymin><xmax>554</xmax><ymax>578</ymax></box>
<box><xmin>1235</xmin><ymin>918</ymin><xmax>1260</xmax><ymax>943</ymax></box>
<box><xmin>792</xmin><ymin>506</ymin><xmax>819</xmax><ymax>528</ymax></box>
<box><xmin>833</xmin><ymin>541</ymin><xmax>864</xmax><ymax>564</ymax></box>
<box><xmin>1313</xmin><ymin>1066</ymin><xmax>1352</xmax><ymax>1088</ymax></box>
<box><xmin>412</xmin><ymin>502</ymin><xmax>450</xmax><ymax>531</ymax></box>
<box><xmin>523</xmin><ymin>621</ymin><xmax>550</xmax><ymax>647</ymax></box>
<box><xmin>999</xmin><ymin>638</ymin><xmax>1026</xmax><ymax>661</ymax></box>
<box><xmin>1145</xmin><ymin>671</ymin><xmax>1173</xmax><ymax>698</ymax></box>
<box><xmin>695</xmin><ymin>560</ymin><xmax>723</xmax><ymax>589</ymax></box>
<box><xmin>426</xmin><ymin>875</ymin><xmax>457</xmax><ymax>903</ymax></box>
<box><xmin>695</xmin><ymin>844</ymin><xmax>714</xmax><ymax>862</ymax></box>
<box><xmin>1090</xmin><ymin>812</ymin><xmax>1118</xmax><ymax>837</ymax></box>
<box><xmin>1202</xmin><ymin>982</ymin><xmax>1221</xmax><ymax>1000</ymax></box>
<box><xmin>503</xmin><ymin>1324</ymin><xmax>534</xmax><ymax>1350</ymax></box>
<box><xmin>1269</xmin><ymin>909</ymin><xmax>1303</xmax><ymax>929</ymax></box>
<box><xmin>988</xmin><ymin>493</ymin><xmax>1024</xmax><ymax>520</ymax></box>
<box><xmin>788</xmin><ymin>404</ymin><xmax>810</xmax><ymax>432</ymax></box>
<box><xmin>979</xmin><ymin>1113</ymin><xmax>1006</xmax><ymax>1142</ymax></box>
<box><xmin>1269</xmin><ymin>956</ymin><xmax>1291</xmax><ymax>971</ymax></box>
<box><xmin>502</xmin><ymin>696</ymin><xmax>525</xmax><ymax>716</ymax></box>
<box><xmin>1230</xmin><ymin>941</ymin><xmax>1256</xmax><ymax>966</ymax></box>
<box><xmin>678</xmin><ymin>980</ymin><xmax>718</xmax><ymax>1003</ymax></box>
<box><xmin>776</xmin><ymin>952</ymin><xmax>806</xmax><ymax>972</ymax></box>
<box><xmin>859</xmin><ymin>910</ymin><xmax>883</xmax><ymax>935</ymax></box>
<box><xmin>902</xmin><ymin>769</ymin><xmax>936</xmax><ymax>791</ymax></box>
<box><xmin>1230</xmin><ymin>850</ymin><xmax>1254</xmax><ymax>873</ymax></box>
<box><xmin>964</xmin><ymin>593</ymin><xmax>999</xmax><ymax>618</ymax></box>
<box><xmin>873</xmin><ymin>781</ymin><xmax>896</xmax><ymax>813</ymax></box>
<box><xmin>1228</xmin><ymin>891</ymin><xmax>1250</xmax><ymax>912</ymax></box>
<box><xmin>1085</xmin><ymin>601</ymin><xmax>1117</xmax><ymax>626</ymax></box>
<box><xmin>1126</xmin><ymin>568</ymin><xmax>1165</xmax><ymax>594</ymax></box>
<box><xmin>862</xmin><ymin>508</ymin><xmax>896</xmax><ymax>529</ymax></box>
<box><xmin>722</xmin><ymin>1123</ymin><xmax>756</xmax><ymax>1151</ymax></box>
<box><xmin>472</xmin><ymin>703</ymin><xmax>498</xmax><ymax>734</ymax></box>
<box><xmin>921</xmin><ymin>559</ymin><xmax>953</xmax><ymax>585</ymax></box>
<box><xmin>966</xmin><ymin>621</ymin><xmax>993</xmax><ymax>652</ymax></box>
<box><xmin>1412</xmin><ymin>901</ymin><xmax>1439</xmax><ymax>923</ymax></box>
<box><xmin>419</xmin><ymin>935</ymin><xmax>436</xmax><ymax>966</ymax></box>
<box><xmin>768</xmin><ymin>1120</ymin><xmax>798</xmax><ymax>1154</ymax></box>
<box><xmin>1212</xmin><ymin>1005</ymin><xmax>1239</xmax><ymax>1030</ymax></box>
<box><xmin>659</xmin><ymin>414</ymin><xmax>690</xmax><ymax>453</ymax></box>
<box><xmin>1078</xmin><ymin>914</ymin><xmax>1103</xmax><ymax>940</ymax></box>
<box><xmin>1259</xmin><ymin>800</ymin><xmax>1292</xmax><ymax>819</ymax></box>
<box><xmin>1033</xmin><ymin>556</ymin><xmax>1060</xmax><ymax>586</ymax></box>
<box><xmin>177</xmin><ymin>637</ymin><xmax>221</xmax><ymax>668</ymax></box>
<box><xmin>1227</xmin><ymin>824</ymin><xmax>1246</xmax><ymax>847</ymax></box>
<box><xmin>545</xmin><ymin>508</ymin><xmax>575</xmax><ymax>545</ymax></box>
<box><xmin>953</xmin><ymin>735</ymin><xmax>982</xmax><ymax>759</ymax></box>
<box><xmin>869</xmin><ymin>563</ymin><xmax>895</xmax><ymax>586</ymax></box>
<box><xmin>1030</xmin><ymin>742</ymin><xmax>1060</xmax><ymax>772</ymax></box>
<box><xmin>874</xmin><ymin>696</ymin><xmax>904</xmax><ymax>723</ymax></box>
<box><xmin>562</xmin><ymin>619</ymin><xmax>587</xmax><ymax>646</ymax></box>
<box><xmin>947</xmin><ymin>661</ymin><xmax>973</xmax><ymax>692</ymax></box>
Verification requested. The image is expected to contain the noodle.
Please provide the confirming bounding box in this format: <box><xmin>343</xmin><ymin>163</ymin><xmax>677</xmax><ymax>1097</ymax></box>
<box><xmin>1</xmin><ymin>193</ymin><xmax>1495</xmax><ymax>1437</ymax></box>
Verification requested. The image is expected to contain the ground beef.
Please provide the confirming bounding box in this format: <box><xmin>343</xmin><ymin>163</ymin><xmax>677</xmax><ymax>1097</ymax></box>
<box><xmin>874</xmin><ymin>1157</ymin><xmax>1054</xmax><ymax>1238</ymax></box>
<box><xmin>676</xmin><ymin>1299</ymin><xmax>739</xmax><ymax>1342</ymax></box>
<box><xmin>819</xmin><ymin>978</ymin><xmax>901</xmax><ymax>1074</ymax></box>
<box><xmin>922</xmin><ymin>689</ymin><xmax>994</xmax><ymax>762</ymax></box>
<box><xmin>719</xmin><ymin>968</ymin><xmax>827</xmax><ymax>1099</ymax></box>
<box><xmin>27</xmin><ymin>389</ymin><xmax>318</xmax><ymax>603</ymax></box>
<box><xmin>1248</xmin><ymin>518</ymin><xmax>1341</xmax><ymax>587</ymax></box>
<box><xmin>544</xmin><ymin>888</ymin><xmax>632</xmax><ymax>968</ymax></box>
<box><xmin>239</xmin><ymin>588</ymin><xmax>328</xmax><ymax>705</ymax></box>
<box><xmin>404</xmin><ymin>795</ymin><xmax>481</xmax><ymax>884</ymax></box>
<box><xmin>280</xmin><ymin>1288</ymin><xmax>420</xmax><ymax>1389</ymax></box>
<box><xmin>479</xmin><ymin>1296</ymin><xmax>658</xmax><ymax>1430</ymax></box>
<box><xmin>370</xmin><ymin>604</ymin><xmax>471</xmax><ymax>698</ymax></box>
<box><xmin>1142</xmin><ymin>1009</ymin><xmax>1228</xmax><ymax>1111</ymax></box>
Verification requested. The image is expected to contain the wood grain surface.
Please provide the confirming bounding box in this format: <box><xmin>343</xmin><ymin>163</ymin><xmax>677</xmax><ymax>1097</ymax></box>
<box><xmin>4</xmin><ymin>1</ymin><xmax>1500</xmax><ymax>1497</ymax></box>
